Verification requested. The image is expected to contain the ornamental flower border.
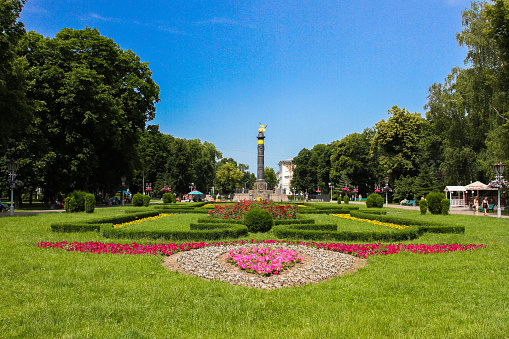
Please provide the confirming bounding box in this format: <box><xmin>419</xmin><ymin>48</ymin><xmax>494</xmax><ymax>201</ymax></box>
<box><xmin>208</xmin><ymin>200</ymin><xmax>298</xmax><ymax>220</ymax></box>
<box><xmin>38</xmin><ymin>239</ymin><xmax>486</xmax><ymax>259</ymax></box>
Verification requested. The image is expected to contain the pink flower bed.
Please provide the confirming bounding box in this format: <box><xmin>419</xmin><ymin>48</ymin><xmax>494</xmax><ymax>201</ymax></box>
<box><xmin>226</xmin><ymin>246</ymin><xmax>302</xmax><ymax>276</ymax></box>
<box><xmin>38</xmin><ymin>240</ymin><xmax>485</xmax><ymax>259</ymax></box>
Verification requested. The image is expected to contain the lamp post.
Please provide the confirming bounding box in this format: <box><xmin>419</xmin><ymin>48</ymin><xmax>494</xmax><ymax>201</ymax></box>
<box><xmin>493</xmin><ymin>163</ymin><xmax>505</xmax><ymax>218</ymax></box>
<box><xmin>121</xmin><ymin>176</ymin><xmax>126</xmax><ymax>207</ymax></box>
<box><xmin>328</xmin><ymin>182</ymin><xmax>334</xmax><ymax>203</ymax></box>
<box><xmin>292</xmin><ymin>187</ymin><xmax>296</xmax><ymax>201</ymax></box>
<box><xmin>384</xmin><ymin>177</ymin><xmax>390</xmax><ymax>207</ymax></box>
<box><xmin>7</xmin><ymin>161</ymin><xmax>19</xmax><ymax>216</ymax></box>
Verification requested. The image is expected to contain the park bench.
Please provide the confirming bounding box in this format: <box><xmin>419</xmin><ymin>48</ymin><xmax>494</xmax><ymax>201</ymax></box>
<box><xmin>479</xmin><ymin>204</ymin><xmax>495</xmax><ymax>213</ymax></box>
<box><xmin>402</xmin><ymin>200</ymin><xmax>416</xmax><ymax>206</ymax></box>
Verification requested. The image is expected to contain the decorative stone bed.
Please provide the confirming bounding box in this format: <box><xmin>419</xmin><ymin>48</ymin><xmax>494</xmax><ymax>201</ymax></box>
<box><xmin>162</xmin><ymin>244</ymin><xmax>367</xmax><ymax>290</ymax></box>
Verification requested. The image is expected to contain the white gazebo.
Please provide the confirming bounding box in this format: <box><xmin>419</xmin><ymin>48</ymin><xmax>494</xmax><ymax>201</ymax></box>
<box><xmin>444</xmin><ymin>186</ymin><xmax>466</xmax><ymax>207</ymax></box>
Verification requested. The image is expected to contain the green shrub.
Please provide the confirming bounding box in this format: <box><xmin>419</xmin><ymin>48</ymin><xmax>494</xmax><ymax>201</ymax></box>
<box><xmin>162</xmin><ymin>193</ymin><xmax>172</xmax><ymax>204</ymax></box>
<box><xmin>84</xmin><ymin>193</ymin><xmax>95</xmax><ymax>213</ymax></box>
<box><xmin>419</xmin><ymin>199</ymin><xmax>428</xmax><ymax>215</ymax></box>
<box><xmin>343</xmin><ymin>195</ymin><xmax>350</xmax><ymax>204</ymax></box>
<box><xmin>143</xmin><ymin>194</ymin><xmax>151</xmax><ymax>207</ymax></box>
<box><xmin>337</xmin><ymin>197</ymin><xmax>341</xmax><ymax>204</ymax></box>
<box><xmin>441</xmin><ymin>199</ymin><xmax>450</xmax><ymax>215</ymax></box>
<box><xmin>244</xmin><ymin>208</ymin><xmax>274</xmax><ymax>233</ymax></box>
<box><xmin>366</xmin><ymin>193</ymin><xmax>383</xmax><ymax>208</ymax></box>
<box><xmin>64</xmin><ymin>190</ymin><xmax>87</xmax><ymax>212</ymax></box>
<box><xmin>426</xmin><ymin>191</ymin><xmax>446</xmax><ymax>215</ymax></box>
<box><xmin>132</xmin><ymin>193</ymin><xmax>144</xmax><ymax>207</ymax></box>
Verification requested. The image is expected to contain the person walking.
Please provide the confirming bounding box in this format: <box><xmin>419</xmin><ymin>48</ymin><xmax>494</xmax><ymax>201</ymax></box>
<box><xmin>473</xmin><ymin>196</ymin><xmax>479</xmax><ymax>216</ymax></box>
<box><xmin>482</xmin><ymin>197</ymin><xmax>489</xmax><ymax>216</ymax></box>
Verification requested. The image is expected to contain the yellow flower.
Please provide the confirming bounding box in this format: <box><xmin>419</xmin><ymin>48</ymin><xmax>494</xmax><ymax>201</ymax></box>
<box><xmin>113</xmin><ymin>213</ymin><xmax>176</xmax><ymax>228</ymax></box>
<box><xmin>331</xmin><ymin>213</ymin><xmax>409</xmax><ymax>230</ymax></box>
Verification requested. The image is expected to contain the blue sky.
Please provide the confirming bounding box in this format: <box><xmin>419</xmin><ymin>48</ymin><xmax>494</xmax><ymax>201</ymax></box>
<box><xmin>20</xmin><ymin>0</ymin><xmax>471</xmax><ymax>172</ymax></box>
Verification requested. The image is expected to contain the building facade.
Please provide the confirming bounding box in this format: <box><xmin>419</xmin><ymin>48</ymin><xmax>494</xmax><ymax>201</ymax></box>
<box><xmin>276</xmin><ymin>158</ymin><xmax>295</xmax><ymax>195</ymax></box>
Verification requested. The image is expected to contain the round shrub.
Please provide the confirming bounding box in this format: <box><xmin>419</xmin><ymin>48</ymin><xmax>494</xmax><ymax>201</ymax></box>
<box><xmin>343</xmin><ymin>195</ymin><xmax>350</xmax><ymax>204</ymax></box>
<box><xmin>426</xmin><ymin>191</ymin><xmax>446</xmax><ymax>215</ymax></box>
<box><xmin>244</xmin><ymin>208</ymin><xmax>274</xmax><ymax>233</ymax></box>
<box><xmin>162</xmin><ymin>193</ymin><xmax>172</xmax><ymax>204</ymax></box>
<box><xmin>132</xmin><ymin>193</ymin><xmax>144</xmax><ymax>207</ymax></box>
<box><xmin>441</xmin><ymin>198</ymin><xmax>450</xmax><ymax>215</ymax></box>
<box><xmin>366</xmin><ymin>193</ymin><xmax>380</xmax><ymax>208</ymax></box>
<box><xmin>64</xmin><ymin>190</ymin><xmax>86</xmax><ymax>212</ymax></box>
<box><xmin>143</xmin><ymin>194</ymin><xmax>151</xmax><ymax>207</ymax></box>
<box><xmin>375</xmin><ymin>196</ymin><xmax>384</xmax><ymax>208</ymax></box>
<box><xmin>337</xmin><ymin>197</ymin><xmax>342</xmax><ymax>204</ymax></box>
<box><xmin>419</xmin><ymin>199</ymin><xmax>428</xmax><ymax>215</ymax></box>
<box><xmin>84</xmin><ymin>193</ymin><xmax>95</xmax><ymax>213</ymax></box>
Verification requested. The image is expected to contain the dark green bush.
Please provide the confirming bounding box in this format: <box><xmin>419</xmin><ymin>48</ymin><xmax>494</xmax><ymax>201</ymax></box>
<box><xmin>132</xmin><ymin>193</ymin><xmax>144</xmax><ymax>207</ymax></box>
<box><xmin>366</xmin><ymin>193</ymin><xmax>383</xmax><ymax>208</ymax></box>
<box><xmin>143</xmin><ymin>195</ymin><xmax>151</xmax><ymax>207</ymax></box>
<box><xmin>426</xmin><ymin>191</ymin><xmax>446</xmax><ymax>215</ymax></box>
<box><xmin>162</xmin><ymin>193</ymin><xmax>172</xmax><ymax>204</ymax></box>
<box><xmin>343</xmin><ymin>195</ymin><xmax>350</xmax><ymax>204</ymax></box>
<box><xmin>64</xmin><ymin>190</ymin><xmax>87</xmax><ymax>212</ymax></box>
<box><xmin>84</xmin><ymin>193</ymin><xmax>95</xmax><ymax>213</ymax></box>
<box><xmin>244</xmin><ymin>208</ymin><xmax>274</xmax><ymax>233</ymax></box>
<box><xmin>419</xmin><ymin>199</ymin><xmax>428</xmax><ymax>215</ymax></box>
<box><xmin>441</xmin><ymin>199</ymin><xmax>450</xmax><ymax>215</ymax></box>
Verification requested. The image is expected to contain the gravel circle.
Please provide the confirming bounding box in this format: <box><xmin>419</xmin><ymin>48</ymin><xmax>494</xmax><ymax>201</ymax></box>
<box><xmin>162</xmin><ymin>244</ymin><xmax>366</xmax><ymax>290</ymax></box>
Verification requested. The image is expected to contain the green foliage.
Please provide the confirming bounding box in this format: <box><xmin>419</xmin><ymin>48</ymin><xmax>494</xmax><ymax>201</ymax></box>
<box><xmin>366</xmin><ymin>193</ymin><xmax>384</xmax><ymax>208</ymax></box>
<box><xmin>343</xmin><ymin>195</ymin><xmax>350</xmax><ymax>204</ymax></box>
<box><xmin>162</xmin><ymin>193</ymin><xmax>172</xmax><ymax>204</ymax></box>
<box><xmin>243</xmin><ymin>208</ymin><xmax>274</xmax><ymax>233</ymax></box>
<box><xmin>419</xmin><ymin>199</ymin><xmax>428</xmax><ymax>215</ymax></box>
<box><xmin>264</xmin><ymin>166</ymin><xmax>278</xmax><ymax>190</ymax></box>
<box><xmin>132</xmin><ymin>193</ymin><xmax>144</xmax><ymax>207</ymax></box>
<box><xmin>441</xmin><ymin>199</ymin><xmax>451</xmax><ymax>215</ymax></box>
<box><xmin>64</xmin><ymin>190</ymin><xmax>86</xmax><ymax>213</ymax></box>
<box><xmin>214</xmin><ymin>162</ymin><xmax>244</xmax><ymax>194</ymax></box>
<box><xmin>426</xmin><ymin>192</ymin><xmax>446</xmax><ymax>215</ymax></box>
<box><xmin>84</xmin><ymin>193</ymin><xmax>95</xmax><ymax>213</ymax></box>
<box><xmin>142</xmin><ymin>195</ymin><xmax>151</xmax><ymax>207</ymax></box>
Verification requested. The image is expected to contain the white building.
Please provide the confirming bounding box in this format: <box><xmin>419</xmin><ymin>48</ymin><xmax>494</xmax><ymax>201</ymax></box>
<box><xmin>276</xmin><ymin>158</ymin><xmax>295</xmax><ymax>195</ymax></box>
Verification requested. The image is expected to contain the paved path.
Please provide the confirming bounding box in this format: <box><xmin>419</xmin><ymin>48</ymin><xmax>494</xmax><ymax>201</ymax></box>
<box><xmin>349</xmin><ymin>201</ymin><xmax>509</xmax><ymax>218</ymax></box>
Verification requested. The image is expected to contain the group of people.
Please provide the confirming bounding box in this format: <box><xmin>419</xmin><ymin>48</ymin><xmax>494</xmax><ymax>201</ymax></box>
<box><xmin>473</xmin><ymin>196</ymin><xmax>490</xmax><ymax>216</ymax></box>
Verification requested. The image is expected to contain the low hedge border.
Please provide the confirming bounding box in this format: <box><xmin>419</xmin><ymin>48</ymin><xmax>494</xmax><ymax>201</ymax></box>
<box><xmin>272</xmin><ymin>224</ymin><xmax>419</xmax><ymax>241</ymax></box>
<box><xmin>101</xmin><ymin>223</ymin><xmax>248</xmax><ymax>241</ymax></box>
<box><xmin>196</xmin><ymin>218</ymin><xmax>244</xmax><ymax>224</ymax></box>
<box><xmin>50</xmin><ymin>223</ymin><xmax>103</xmax><ymax>233</ymax></box>
<box><xmin>349</xmin><ymin>210</ymin><xmax>465</xmax><ymax>234</ymax></box>
<box><xmin>274</xmin><ymin>219</ymin><xmax>315</xmax><ymax>225</ymax></box>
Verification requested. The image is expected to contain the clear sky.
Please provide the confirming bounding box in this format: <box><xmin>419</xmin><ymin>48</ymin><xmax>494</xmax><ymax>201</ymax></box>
<box><xmin>19</xmin><ymin>0</ymin><xmax>471</xmax><ymax>173</ymax></box>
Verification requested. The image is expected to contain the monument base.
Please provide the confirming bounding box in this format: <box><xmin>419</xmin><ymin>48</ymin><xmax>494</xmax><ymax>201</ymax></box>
<box><xmin>232</xmin><ymin>190</ymin><xmax>289</xmax><ymax>202</ymax></box>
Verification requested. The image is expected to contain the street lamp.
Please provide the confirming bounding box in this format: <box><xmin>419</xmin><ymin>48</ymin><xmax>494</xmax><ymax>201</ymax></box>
<box><xmin>328</xmin><ymin>182</ymin><xmax>334</xmax><ymax>203</ymax></box>
<box><xmin>493</xmin><ymin>163</ymin><xmax>506</xmax><ymax>218</ymax></box>
<box><xmin>292</xmin><ymin>187</ymin><xmax>296</xmax><ymax>201</ymax></box>
<box><xmin>121</xmin><ymin>176</ymin><xmax>126</xmax><ymax>207</ymax></box>
<box><xmin>7</xmin><ymin>161</ymin><xmax>19</xmax><ymax>216</ymax></box>
<box><xmin>383</xmin><ymin>177</ymin><xmax>390</xmax><ymax>207</ymax></box>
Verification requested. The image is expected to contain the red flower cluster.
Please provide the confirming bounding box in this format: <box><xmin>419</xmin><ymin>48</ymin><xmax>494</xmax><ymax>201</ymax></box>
<box><xmin>38</xmin><ymin>240</ymin><xmax>485</xmax><ymax>259</ymax></box>
<box><xmin>208</xmin><ymin>200</ymin><xmax>297</xmax><ymax>220</ymax></box>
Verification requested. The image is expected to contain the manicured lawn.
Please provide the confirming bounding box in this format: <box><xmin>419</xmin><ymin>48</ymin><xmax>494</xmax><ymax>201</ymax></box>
<box><xmin>0</xmin><ymin>205</ymin><xmax>507</xmax><ymax>338</ymax></box>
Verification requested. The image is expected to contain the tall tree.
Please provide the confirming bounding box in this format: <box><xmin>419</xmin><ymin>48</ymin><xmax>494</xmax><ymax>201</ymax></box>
<box><xmin>371</xmin><ymin>106</ymin><xmax>424</xmax><ymax>181</ymax></box>
<box><xmin>264</xmin><ymin>167</ymin><xmax>278</xmax><ymax>190</ymax></box>
<box><xmin>215</xmin><ymin>162</ymin><xmax>243</xmax><ymax>195</ymax></box>
<box><xmin>0</xmin><ymin>0</ymin><xmax>30</xmax><ymax>145</ymax></box>
<box><xmin>18</xmin><ymin>28</ymin><xmax>159</xmax><ymax>198</ymax></box>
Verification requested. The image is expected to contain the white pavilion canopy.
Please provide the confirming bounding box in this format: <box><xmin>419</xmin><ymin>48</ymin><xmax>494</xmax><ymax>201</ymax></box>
<box><xmin>444</xmin><ymin>186</ymin><xmax>467</xmax><ymax>207</ymax></box>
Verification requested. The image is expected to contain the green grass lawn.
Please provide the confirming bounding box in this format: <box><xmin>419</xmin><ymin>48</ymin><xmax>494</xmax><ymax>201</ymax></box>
<box><xmin>1</xmin><ymin>206</ymin><xmax>508</xmax><ymax>338</ymax></box>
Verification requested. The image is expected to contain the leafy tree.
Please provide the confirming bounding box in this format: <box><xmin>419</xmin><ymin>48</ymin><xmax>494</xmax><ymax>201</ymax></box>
<box><xmin>371</xmin><ymin>106</ymin><xmax>425</xmax><ymax>181</ymax></box>
<box><xmin>330</xmin><ymin>128</ymin><xmax>380</xmax><ymax>196</ymax></box>
<box><xmin>0</xmin><ymin>0</ymin><xmax>30</xmax><ymax>145</ymax></box>
<box><xmin>215</xmin><ymin>162</ymin><xmax>244</xmax><ymax>194</ymax></box>
<box><xmin>264</xmin><ymin>167</ymin><xmax>278</xmax><ymax>190</ymax></box>
<box><xmin>16</xmin><ymin>27</ymin><xmax>160</xmax><ymax>199</ymax></box>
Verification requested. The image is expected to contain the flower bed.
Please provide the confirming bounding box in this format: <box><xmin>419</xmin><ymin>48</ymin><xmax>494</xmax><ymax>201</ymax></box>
<box><xmin>207</xmin><ymin>200</ymin><xmax>297</xmax><ymax>220</ymax></box>
<box><xmin>331</xmin><ymin>213</ymin><xmax>409</xmax><ymax>230</ymax></box>
<box><xmin>38</xmin><ymin>239</ymin><xmax>486</xmax><ymax>259</ymax></box>
<box><xmin>113</xmin><ymin>213</ymin><xmax>176</xmax><ymax>228</ymax></box>
<box><xmin>226</xmin><ymin>246</ymin><xmax>302</xmax><ymax>276</ymax></box>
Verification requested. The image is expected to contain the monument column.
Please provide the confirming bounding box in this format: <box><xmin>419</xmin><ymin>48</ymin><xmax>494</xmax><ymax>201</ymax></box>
<box><xmin>253</xmin><ymin>125</ymin><xmax>268</xmax><ymax>192</ymax></box>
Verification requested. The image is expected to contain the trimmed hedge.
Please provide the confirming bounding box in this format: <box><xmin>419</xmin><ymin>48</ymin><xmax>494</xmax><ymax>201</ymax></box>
<box><xmin>196</xmin><ymin>218</ymin><xmax>244</xmax><ymax>224</ymax></box>
<box><xmin>274</xmin><ymin>219</ymin><xmax>315</xmax><ymax>225</ymax></box>
<box><xmin>50</xmin><ymin>223</ymin><xmax>103</xmax><ymax>233</ymax></box>
<box><xmin>101</xmin><ymin>223</ymin><xmax>248</xmax><ymax>241</ymax></box>
<box><xmin>349</xmin><ymin>210</ymin><xmax>464</xmax><ymax>234</ymax></box>
<box><xmin>272</xmin><ymin>224</ymin><xmax>419</xmax><ymax>241</ymax></box>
